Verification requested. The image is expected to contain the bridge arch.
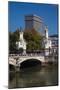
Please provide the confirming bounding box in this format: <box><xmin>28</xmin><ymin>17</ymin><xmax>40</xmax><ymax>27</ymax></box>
<box><xmin>20</xmin><ymin>58</ymin><xmax>42</xmax><ymax>69</ymax></box>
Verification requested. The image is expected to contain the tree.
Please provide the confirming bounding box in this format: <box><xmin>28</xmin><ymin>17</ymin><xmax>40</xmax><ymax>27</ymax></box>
<box><xmin>24</xmin><ymin>28</ymin><xmax>44</xmax><ymax>52</ymax></box>
<box><xmin>9</xmin><ymin>28</ymin><xmax>44</xmax><ymax>54</ymax></box>
<box><xmin>9</xmin><ymin>28</ymin><xmax>20</xmax><ymax>53</ymax></box>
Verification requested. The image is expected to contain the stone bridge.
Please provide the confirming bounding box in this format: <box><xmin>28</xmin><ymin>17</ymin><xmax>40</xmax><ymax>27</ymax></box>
<box><xmin>17</xmin><ymin>56</ymin><xmax>45</xmax><ymax>67</ymax></box>
<box><xmin>9</xmin><ymin>55</ymin><xmax>45</xmax><ymax>68</ymax></box>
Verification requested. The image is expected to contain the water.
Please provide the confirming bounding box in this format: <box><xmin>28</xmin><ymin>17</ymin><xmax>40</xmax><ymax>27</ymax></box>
<box><xmin>9</xmin><ymin>63</ymin><xmax>58</xmax><ymax>89</ymax></box>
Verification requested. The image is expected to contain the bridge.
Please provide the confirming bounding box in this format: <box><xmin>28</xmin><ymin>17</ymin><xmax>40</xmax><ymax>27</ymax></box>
<box><xmin>9</xmin><ymin>54</ymin><xmax>46</xmax><ymax>69</ymax></box>
<box><xmin>16</xmin><ymin>55</ymin><xmax>45</xmax><ymax>67</ymax></box>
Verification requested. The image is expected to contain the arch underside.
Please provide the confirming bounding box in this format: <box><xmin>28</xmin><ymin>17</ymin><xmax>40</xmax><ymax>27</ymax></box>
<box><xmin>20</xmin><ymin>59</ymin><xmax>42</xmax><ymax>69</ymax></box>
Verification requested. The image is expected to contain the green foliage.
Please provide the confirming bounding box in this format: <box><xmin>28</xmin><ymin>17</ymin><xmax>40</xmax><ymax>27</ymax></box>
<box><xmin>9</xmin><ymin>28</ymin><xmax>44</xmax><ymax>53</ymax></box>
<box><xmin>14</xmin><ymin>28</ymin><xmax>20</xmax><ymax>41</ymax></box>
<box><xmin>24</xmin><ymin>28</ymin><xmax>43</xmax><ymax>51</ymax></box>
<box><xmin>9</xmin><ymin>28</ymin><xmax>20</xmax><ymax>52</ymax></box>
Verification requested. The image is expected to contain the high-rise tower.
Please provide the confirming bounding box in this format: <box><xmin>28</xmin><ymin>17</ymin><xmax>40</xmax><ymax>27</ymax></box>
<box><xmin>25</xmin><ymin>14</ymin><xmax>44</xmax><ymax>35</ymax></box>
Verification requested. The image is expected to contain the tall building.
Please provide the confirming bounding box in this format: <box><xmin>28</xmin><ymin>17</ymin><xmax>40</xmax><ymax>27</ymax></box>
<box><xmin>25</xmin><ymin>14</ymin><xmax>44</xmax><ymax>35</ymax></box>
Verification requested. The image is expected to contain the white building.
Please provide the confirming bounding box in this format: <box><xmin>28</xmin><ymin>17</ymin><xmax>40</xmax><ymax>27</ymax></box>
<box><xmin>43</xmin><ymin>26</ymin><xmax>52</xmax><ymax>56</ymax></box>
<box><xmin>50</xmin><ymin>34</ymin><xmax>58</xmax><ymax>54</ymax></box>
<box><xmin>16</xmin><ymin>31</ymin><xmax>26</xmax><ymax>54</ymax></box>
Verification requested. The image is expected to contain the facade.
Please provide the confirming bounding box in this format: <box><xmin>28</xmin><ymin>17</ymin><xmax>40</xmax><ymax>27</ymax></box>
<box><xmin>25</xmin><ymin>14</ymin><xmax>44</xmax><ymax>35</ymax></box>
<box><xmin>50</xmin><ymin>34</ymin><xmax>58</xmax><ymax>54</ymax></box>
<box><xmin>16</xmin><ymin>31</ymin><xmax>26</xmax><ymax>54</ymax></box>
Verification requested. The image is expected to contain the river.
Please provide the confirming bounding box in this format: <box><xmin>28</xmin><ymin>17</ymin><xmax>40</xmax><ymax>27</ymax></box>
<box><xmin>9</xmin><ymin>63</ymin><xmax>58</xmax><ymax>89</ymax></box>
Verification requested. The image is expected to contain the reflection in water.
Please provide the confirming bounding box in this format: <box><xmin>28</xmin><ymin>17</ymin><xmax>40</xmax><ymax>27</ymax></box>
<box><xmin>9</xmin><ymin>64</ymin><xmax>58</xmax><ymax>89</ymax></box>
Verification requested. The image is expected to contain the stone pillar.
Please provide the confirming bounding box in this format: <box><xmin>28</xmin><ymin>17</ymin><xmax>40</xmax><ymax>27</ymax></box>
<box><xmin>20</xmin><ymin>31</ymin><xmax>24</xmax><ymax>40</ymax></box>
<box><xmin>23</xmin><ymin>49</ymin><xmax>26</xmax><ymax>55</ymax></box>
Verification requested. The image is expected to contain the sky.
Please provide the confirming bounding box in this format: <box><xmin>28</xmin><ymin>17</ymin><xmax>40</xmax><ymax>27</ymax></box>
<box><xmin>8</xmin><ymin>1</ymin><xmax>58</xmax><ymax>35</ymax></box>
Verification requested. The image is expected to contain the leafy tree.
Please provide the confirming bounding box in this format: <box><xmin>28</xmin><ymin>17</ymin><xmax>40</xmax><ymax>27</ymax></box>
<box><xmin>9</xmin><ymin>28</ymin><xmax>20</xmax><ymax>53</ymax></box>
<box><xmin>14</xmin><ymin>28</ymin><xmax>20</xmax><ymax>41</ymax></box>
<box><xmin>24</xmin><ymin>28</ymin><xmax>44</xmax><ymax>51</ymax></box>
<box><xmin>9</xmin><ymin>28</ymin><xmax>44</xmax><ymax>54</ymax></box>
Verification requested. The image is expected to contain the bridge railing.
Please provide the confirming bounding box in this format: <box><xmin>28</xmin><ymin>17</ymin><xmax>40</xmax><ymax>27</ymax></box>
<box><xmin>9</xmin><ymin>52</ymin><xmax>45</xmax><ymax>57</ymax></box>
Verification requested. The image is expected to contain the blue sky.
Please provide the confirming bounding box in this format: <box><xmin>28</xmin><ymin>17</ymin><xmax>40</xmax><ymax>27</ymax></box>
<box><xmin>8</xmin><ymin>1</ymin><xmax>58</xmax><ymax>35</ymax></box>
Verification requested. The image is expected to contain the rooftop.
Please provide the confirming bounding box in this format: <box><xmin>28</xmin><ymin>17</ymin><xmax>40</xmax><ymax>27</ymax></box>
<box><xmin>25</xmin><ymin>14</ymin><xmax>42</xmax><ymax>20</ymax></box>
